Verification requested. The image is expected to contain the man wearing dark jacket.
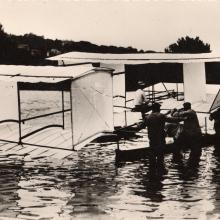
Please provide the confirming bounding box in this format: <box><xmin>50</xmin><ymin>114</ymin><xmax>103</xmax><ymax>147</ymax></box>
<box><xmin>142</xmin><ymin>102</ymin><xmax>172</xmax><ymax>167</ymax></box>
<box><xmin>172</xmin><ymin>102</ymin><xmax>202</xmax><ymax>146</ymax></box>
<box><xmin>171</xmin><ymin>102</ymin><xmax>202</xmax><ymax>163</ymax></box>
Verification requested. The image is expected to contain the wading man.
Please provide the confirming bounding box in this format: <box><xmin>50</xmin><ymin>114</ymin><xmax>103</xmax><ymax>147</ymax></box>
<box><xmin>141</xmin><ymin>102</ymin><xmax>169</xmax><ymax>168</ymax></box>
<box><xmin>172</xmin><ymin>102</ymin><xmax>202</xmax><ymax>163</ymax></box>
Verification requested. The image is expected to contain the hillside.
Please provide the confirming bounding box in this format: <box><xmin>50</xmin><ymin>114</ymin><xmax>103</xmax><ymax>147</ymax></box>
<box><xmin>0</xmin><ymin>24</ymin><xmax>149</xmax><ymax>65</ymax></box>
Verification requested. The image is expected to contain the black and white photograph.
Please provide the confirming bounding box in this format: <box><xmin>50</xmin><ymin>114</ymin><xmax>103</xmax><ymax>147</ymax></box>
<box><xmin>0</xmin><ymin>0</ymin><xmax>220</xmax><ymax>219</ymax></box>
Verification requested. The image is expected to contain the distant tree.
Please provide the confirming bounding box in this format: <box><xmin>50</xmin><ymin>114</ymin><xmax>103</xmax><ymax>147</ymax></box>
<box><xmin>0</xmin><ymin>23</ymin><xmax>14</xmax><ymax>63</ymax></box>
<box><xmin>0</xmin><ymin>23</ymin><xmax>4</xmax><ymax>35</ymax></box>
<box><xmin>165</xmin><ymin>36</ymin><xmax>211</xmax><ymax>53</ymax></box>
<box><xmin>0</xmin><ymin>22</ymin><xmax>146</xmax><ymax>65</ymax></box>
<box><xmin>145</xmin><ymin>50</ymin><xmax>157</xmax><ymax>53</ymax></box>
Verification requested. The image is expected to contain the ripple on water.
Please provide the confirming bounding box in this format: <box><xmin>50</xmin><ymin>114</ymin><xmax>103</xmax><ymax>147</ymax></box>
<box><xmin>0</xmin><ymin>143</ymin><xmax>219</xmax><ymax>219</ymax></box>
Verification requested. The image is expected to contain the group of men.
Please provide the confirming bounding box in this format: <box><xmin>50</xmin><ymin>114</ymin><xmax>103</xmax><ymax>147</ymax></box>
<box><xmin>140</xmin><ymin>101</ymin><xmax>202</xmax><ymax>166</ymax></box>
<box><xmin>133</xmin><ymin>81</ymin><xmax>218</xmax><ymax>167</ymax></box>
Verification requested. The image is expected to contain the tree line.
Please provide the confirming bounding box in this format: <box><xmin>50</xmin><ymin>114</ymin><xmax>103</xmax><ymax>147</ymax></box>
<box><xmin>0</xmin><ymin>23</ymin><xmax>211</xmax><ymax>65</ymax></box>
<box><xmin>0</xmin><ymin>23</ymin><xmax>146</xmax><ymax>65</ymax></box>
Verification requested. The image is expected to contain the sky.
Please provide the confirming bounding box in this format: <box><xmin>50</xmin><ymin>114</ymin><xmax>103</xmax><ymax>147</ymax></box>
<box><xmin>0</xmin><ymin>0</ymin><xmax>220</xmax><ymax>53</ymax></box>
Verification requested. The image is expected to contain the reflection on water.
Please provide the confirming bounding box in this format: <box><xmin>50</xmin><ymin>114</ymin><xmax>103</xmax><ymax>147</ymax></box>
<box><xmin>0</xmin><ymin>143</ymin><xmax>219</xmax><ymax>220</ymax></box>
<box><xmin>0</xmin><ymin>91</ymin><xmax>220</xmax><ymax>219</ymax></box>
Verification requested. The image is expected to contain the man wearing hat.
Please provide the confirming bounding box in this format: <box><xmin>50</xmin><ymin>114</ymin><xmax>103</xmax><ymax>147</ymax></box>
<box><xmin>171</xmin><ymin>102</ymin><xmax>202</xmax><ymax>161</ymax></box>
<box><xmin>142</xmin><ymin>102</ymin><xmax>169</xmax><ymax>167</ymax></box>
<box><xmin>141</xmin><ymin>102</ymin><xmax>185</xmax><ymax>167</ymax></box>
<box><xmin>172</xmin><ymin>102</ymin><xmax>201</xmax><ymax>141</ymax></box>
<box><xmin>133</xmin><ymin>81</ymin><xmax>151</xmax><ymax>119</ymax></box>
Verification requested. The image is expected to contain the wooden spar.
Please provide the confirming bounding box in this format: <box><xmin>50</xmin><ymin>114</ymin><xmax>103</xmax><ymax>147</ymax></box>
<box><xmin>114</xmin><ymin>122</ymin><xmax>139</xmax><ymax>131</ymax></box>
<box><xmin>112</xmin><ymin>71</ymin><xmax>115</xmax><ymax>129</ymax></box>
<box><xmin>125</xmin><ymin>77</ymin><xmax>127</xmax><ymax>126</ymax></box>
<box><xmin>17</xmin><ymin>84</ymin><xmax>22</xmax><ymax>144</ymax></box>
<box><xmin>113</xmin><ymin>105</ymin><xmax>133</xmax><ymax>109</ymax></box>
<box><xmin>62</xmin><ymin>90</ymin><xmax>65</xmax><ymax>129</ymax></box>
<box><xmin>151</xmin><ymin>85</ymin><xmax>155</xmax><ymax>103</ymax></box>
<box><xmin>0</xmin><ymin>73</ymin><xmax>73</xmax><ymax>79</ymax></box>
<box><xmin>0</xmin><ymin>138</ymin><xmax>74</xmax><ymax>152</ymax></box>
<box><xmin>113</xmin><ymin>71</ymin><xmax>125</xmax><ymax>76</ymax></box>
<box><xmin>146</xmin><ymin>93</ymin><xmax>173</xmax><ymax>101</ymax></box>
<box><xmin>145</xmin><ymin>90</ymin><xmax>174</xmax><ymax>95</ymax></box>
<box><xmin>113</xmin><ymin>95</ymin><xmax>125</xmax><ymax>99</ymax></box>
<box><xmin>117</xmin><ymin>139</ymin><xmax>120</xmax><ymax>150</ymax></box>
<box><xmin>162</xmin><ymin>82</ymin><xmax>170</xmax><ymax>95</ymax></box>
<box><xmin>70</xmin><ymin>87</ymin><xmax>74</xmax><ymax>150</ymax></box>
<box><xmin>0</xmin><ymin>119</ymin><xmax>19</xmax><ymax>124</ymax></box>
<box><xmin>22</xmin><ymin>109</ymin><xmax>71</xmax><ymax>122</ymax></box>
<box><xmin>160</xmin><ymin>108</ymin><xmax>210</xmax><ymax>114</ymax></box>
<box><xmin>21</xmin><ymin>125</ymin><xmax>63</xmax><ymax>140</ymax></box>
<box><xmin>205</xmin><ymin>117</ymin><xmax>207</xmax><ymax>134</ymax></box>
<box><xmin>176</xmin><ymin>83</ymin><xmax>179</xmax><ymax>101</ymax></box>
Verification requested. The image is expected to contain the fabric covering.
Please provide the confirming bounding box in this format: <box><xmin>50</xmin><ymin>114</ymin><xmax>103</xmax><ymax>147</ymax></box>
<box><xmin>0</xmin><ymin>65</ymin><xmax>114</xmax><ymax>149</ymax></box>
<box><xmin>0</xmin><ymin>80</ymin><xmax>18</xmax><ymax>121</ymax></box>
<box><xmin>210</xmin><ymin>89</ymin><xmax>220</xmax><ymax>112</ymax></box>
<box><xmin>71</xmin><ymin>69</ymin><xmax>114</xmax><ymax>146</ymax></box>
<box><xmin>0</xmin><ymin>64</ymin><xmax>93</xmax><ymax>78</ymax></box>
<box><xmin>47</xmin><ymin>51</ymin><xmax>220</xmax><ymax>64</ymax></box>
<box><xmin>0</xmin><ymin>64</ymin><xmax>92</xmax><ymax>122</ymax></box>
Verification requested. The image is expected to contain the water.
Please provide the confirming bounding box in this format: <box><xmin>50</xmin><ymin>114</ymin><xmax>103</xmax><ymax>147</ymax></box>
<box><xmin>0</xmin><ymin>138</ymin><xmax>220</xmax><ymax>219</ymax></box>
<box><xmin>1</xmin><ymin>89</ymin><xmax>220</xmax><ymax>219</ymax></box>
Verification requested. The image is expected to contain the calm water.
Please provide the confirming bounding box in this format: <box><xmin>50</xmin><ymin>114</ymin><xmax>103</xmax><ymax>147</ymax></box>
<box><xmin>0</xmin><ymin>91</ymin><xmax>220</xmax><ymax>219</ymax></box>
<box><xmin>0</xmin><ymin>140</ymin><xmax>220</xmax><ymax>220</ymax></box>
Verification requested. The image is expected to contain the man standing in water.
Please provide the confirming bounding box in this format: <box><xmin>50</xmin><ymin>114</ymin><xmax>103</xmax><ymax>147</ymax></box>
<box><xmin>173</xmin><ymin>102</ymin><xmax>202</xmax><ymax>143</ymax></box>
<box><xmin>172</xmin><ymin>102</ymin><xmax>202</xmax><ymax>163</ymax></box>
<box><xmin>142</xmin><ymin>102</ymin><xmax>168</xmax><ymax>168</ymax></box>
